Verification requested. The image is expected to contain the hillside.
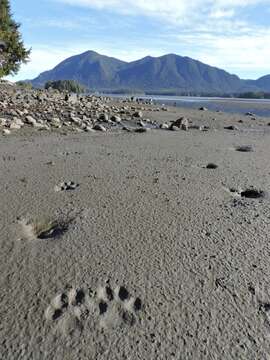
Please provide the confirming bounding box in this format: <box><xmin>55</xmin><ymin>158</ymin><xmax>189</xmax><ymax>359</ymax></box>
<box><xmin>30</xmin><ymin>51</ymin><xmax>270</xmax><ymax>94</ymax></box>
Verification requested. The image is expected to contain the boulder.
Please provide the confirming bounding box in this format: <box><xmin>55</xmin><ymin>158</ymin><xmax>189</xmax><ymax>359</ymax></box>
<box><xmin>99</xmin><ymin>113</ymin><xmax>109</xmax><ymax>122</ymax></box>
<box><xmin>2</xmin><ymin>129</ymin><xmax>11</xmax><ymax>135</ymax></box>
<box><xmin>133</xmin><ymin>111</ymin><xmax>143</xmax><ymax>118</ymax></box>
<box><xmin>170</xmin><ymin>117</ymin><xmax>189</xmax><ymax>130</ymax></box>
<box><xmin>25</xmin><ymin>115</ymin><xmax>37</xmax><ymax>126</ymax></box>
<box><xmin>111</xmin><ymin>115</ymin><xmax>122</xmax><ymax>123</ymax></box>
<box><xmin>93</xmin><ymin>124</ymin><xmax>106</xmax><ymax>132</ymax></box>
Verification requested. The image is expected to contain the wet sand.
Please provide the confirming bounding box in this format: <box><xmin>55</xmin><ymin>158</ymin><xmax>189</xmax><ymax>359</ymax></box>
<box><xmin>1</xmin><ymin>103</ymin><xmax>270</xmax><ymax>359</ymax></box>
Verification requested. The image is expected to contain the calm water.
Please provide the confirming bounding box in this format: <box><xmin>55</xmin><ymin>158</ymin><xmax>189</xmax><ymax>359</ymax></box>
<box><xmin>109</xmin><ymin>94</ymin><xmax>270</xmax><ymax>118</ymax></box>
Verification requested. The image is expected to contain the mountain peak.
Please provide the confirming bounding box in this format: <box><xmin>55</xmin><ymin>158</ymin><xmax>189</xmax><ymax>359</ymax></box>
<box><xmin>30</xmin><ymin>50</ymin><xmax>270</xmax><ymax>93</ymax></box>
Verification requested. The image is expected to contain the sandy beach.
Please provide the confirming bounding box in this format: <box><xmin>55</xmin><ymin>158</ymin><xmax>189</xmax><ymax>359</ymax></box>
<box><xmin>1</xmin><ymin>94</ymin><xmax>270</xmax><ymax>359</ymax></box>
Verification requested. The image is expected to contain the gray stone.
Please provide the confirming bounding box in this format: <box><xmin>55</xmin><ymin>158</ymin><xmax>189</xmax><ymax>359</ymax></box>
<box><xmin>133</xmin><ymin>111</ymin><xmax>143</xmax><ymax>118</ymax></box>
<box><xmin>93</xmin><ymin>124</ymin><xmax>106</xmax><ymax>132</ymax></box>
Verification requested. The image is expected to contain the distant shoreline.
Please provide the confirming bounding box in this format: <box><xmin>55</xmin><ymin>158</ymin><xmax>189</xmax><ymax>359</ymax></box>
<box><xmin>106</xmin><ymin>93</ymin><xmax>270</xmax><ymax>118</ymax></box>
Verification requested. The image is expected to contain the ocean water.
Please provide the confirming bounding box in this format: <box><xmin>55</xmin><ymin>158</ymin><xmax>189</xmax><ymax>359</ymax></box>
<box><xmin>109</xmin><ymin>94</ymin><xmax>270</xmax><ymax>118</ymax></box>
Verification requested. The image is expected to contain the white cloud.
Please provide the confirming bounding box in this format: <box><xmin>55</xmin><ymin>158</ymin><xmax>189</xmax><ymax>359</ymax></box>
<box><xmin>7</xmin><ymin>0</ymin><xmax>270</xmax><ymax>80</ymax></box>
<box><xmin>58</xmin><ymin>0</ymin><xmax>268</xmax><ymax>23</ymax></box>
<box><xmin>174</xmin><ymin>28</ymin><xmax>270</xmax><ymax>78</ymax></box>
<box><xmin>209</xmin><ymin>9</ymin><xmax>235</xmax><ymax>18</ymax></box>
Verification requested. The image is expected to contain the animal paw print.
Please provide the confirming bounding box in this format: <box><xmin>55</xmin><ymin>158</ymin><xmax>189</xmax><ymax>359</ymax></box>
<box><xmin>95</xmin><ymin>285</ymin><xmax>142</xmax><ymax>330</ymax></box>
<box><xmin>54</xmin><ymin>181</ymin><xmax>79</xmax><ymax>192</ymax></box>
<box><xmin>45</xmin><ymin>284</ymin><xmax>142</xmax><ymax>335</ymax></box>
<box><xmin>45</xmin><ymin>288</ymin><xmax>87</xmax><ymax>336</ymax></box>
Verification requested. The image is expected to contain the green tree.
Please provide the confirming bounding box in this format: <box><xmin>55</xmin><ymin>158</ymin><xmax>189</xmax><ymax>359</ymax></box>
<box><xmin>0</xmin><ymin>0</ymin><xmax>30</xmax><ymax>78</ymax></box>
<box><xmin>44</xmin><ymin>80</ymin><xmax>86</xmax><ymax>93</ymax></box>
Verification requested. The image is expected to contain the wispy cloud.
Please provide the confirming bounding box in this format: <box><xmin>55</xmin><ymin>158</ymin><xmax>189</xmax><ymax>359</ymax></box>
<box><xmin>57</xmin><ymin>0</ymin><xmax>268</xmax><ymax>23</ymax></box>
<box><xmin>7</xmin><ymin>0</ymin><xmax>270</xmax><ymax>80</ymax></box>
<box><xmin>54</xmin><ymin>0</ymin><xmax>270</xmax><ymax>78</ymax></box>
<box><xmin>173</xmin><ymin>29</ymin><xmax>270</xmax><ymax>78</ymax></box>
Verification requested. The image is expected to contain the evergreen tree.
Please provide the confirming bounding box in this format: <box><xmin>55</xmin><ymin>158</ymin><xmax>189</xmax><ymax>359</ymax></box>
<box><xmin>0</xmin><ymin>0</ymin><xmax>30</xmax><ymax>77</ymax></box>
<box><xmin>44</xmin><ymin>80</ymin><xmax>86</xmax><ymax>94</ymax></box>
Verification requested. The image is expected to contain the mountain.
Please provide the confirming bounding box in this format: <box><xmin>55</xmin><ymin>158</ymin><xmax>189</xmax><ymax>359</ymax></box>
<box><xmin>252</xmin><ymin>75</ymin><xmax>270</xmax><ymax>92</ymax></box>
<box><xmin>30</xmin><ymin>51</ymin><xmax>270</xmax><ymax>94</ymax></box>
<box><xmin>31</xmin><ymin>51</ymin><xmax>126</xmax><ymax>89</ymax></box>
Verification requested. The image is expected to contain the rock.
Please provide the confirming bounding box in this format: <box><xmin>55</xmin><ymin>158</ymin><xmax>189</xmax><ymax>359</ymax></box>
<box><xmin>245</xmin><ymin>112</ymin><xmax>255</xmax><ymax>117</ymax></box>
<box><xmin>36</xmin><ymin>123</ymin><xmax>50</xmax><ymax>130</ymax></box>
<box><xmin>137</xmin><ymin>120</ymin><xmax>146</xmax><ymax>127</ymax></box>
<box><xmin>93</xmin><ymin>124</ymin><xmax>106</xmax><ymax>132</ymax></box>
<box><xmin>65</xmin><ymin>94</ymin><xmax>78</xmax><ymax>103</ymax></box>
<box><xmin>122</xmin><ymin>125</ymin><xmax>131</xmax><ymax>132</ymax></box>
<box><xmin>170</xmin><ymin>126</ymin><xmax>180</xmax><ymax>131</ymax></box>
<box><xmin>206</xmin><ymin>163</ymin><xmax>218</xmax><ymax>169</ymax></box>
<box><xmin>85</xmin><ymin>126</ymin><xmax>96</xmax><ymax>132</ymax></box>
<box><xmin>133</xmin><ymin>111</ymin><xmax>143</xmax><ymax>118</ymax></box>
<box><xmin>99</xmin><ymin>113</ymin><xmax>109</xmax><ymax>122</ymax></box>
<box><xmin>170</xmin><ymin>117</ymin><xmax>189</xmax><ymax>130</ymax></box>
<box><xmin>9</xmin><ymin>122</ymin><xmax>21</xmax><ymax>130</ymax></box>
<box><xmin>111</xmin><ymin>115</ymin><xmax>122</xmax><ymax>123</ymax></box>
<box><xmin>240</xmin><ymin>188</ymin><xmax>267</xmax><ymax>199</ymax></box>
<box><xmin>51</xmin><ymin>117</ymin><xmax>61</xmax><ymax>124</ymax></box>
<box><xmin>0</xmin><ymin>118</ymin><xmax>7</xmax><ymax>126</ymax></box>
<box><xmin>235</xmin><ymin>145</ymin><xmax>254</xmax><ymax>152</ymax></box>
<box><xmin>181</xmin><ymin>123</ymin><xmax>188</xmax><ymax>131</ymax></box>
<box><xmin>189</xmin><ymin>125</ymin><xmax>204</xmax><ymax>131</ymax></box>
<box><xmin>70</xmin><ymin>116</ymin><xmax>81</xmax><ymax>125</ymax></box>
<box><xmin>2</xmin><ymin>129</ymin><xmax>11</xmax><ymax>135</ymax></box>
<box><xmin>160</xmin><ymin>123</ymin><xmax>169</xmax><ymax>129</ymax></box>
<box><xmin>25</xmin><ymin>115</ymin><xmax>37</xmax><ymax>126</ymax></box>
<box><xmin>224</xmin><ymin>125</ymin><xmax>238</xmax><ymax>131</ymax></box>
<box><xmin>134</xmin><ymin>128</ymin><xmax>148</xmax><ymax>133</ymax></box>
<box><xmin>199</xmin><ymin>107</ymin><xmax>208</xmax><ymax>111</ymax></box>
<box><xmin>12</xmin><ymin>117</ymin><xmax>24</xmax><ymax>126</ymax></box>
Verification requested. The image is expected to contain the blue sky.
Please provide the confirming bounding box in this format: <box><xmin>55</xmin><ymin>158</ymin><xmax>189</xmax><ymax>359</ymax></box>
<box><xmin>8</xmin><ymin>0</ymin><xmax>270</xmax><ymax>80</ymax></box>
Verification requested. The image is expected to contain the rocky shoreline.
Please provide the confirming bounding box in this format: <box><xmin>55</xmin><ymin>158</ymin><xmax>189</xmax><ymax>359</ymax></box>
<box><xmin>2</xmin><ymin>83</ymin><xmax>270</xmax><ymax>139</ymax></box>
<box><xmin>0</xmin><ymin>84</ymin><xmax>164</xmax><ymax>135</ymax></box>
